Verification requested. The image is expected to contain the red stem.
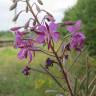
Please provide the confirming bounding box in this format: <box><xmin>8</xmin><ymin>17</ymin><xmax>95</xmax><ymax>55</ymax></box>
<box><xmin>51</xmin><ymin>45</ymin><xmax>73</xmax><ymax>96</ymax></box>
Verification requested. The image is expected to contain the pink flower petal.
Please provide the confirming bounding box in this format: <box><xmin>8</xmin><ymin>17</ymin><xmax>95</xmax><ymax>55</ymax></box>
<box><xmin>49</xmin><ymin>22</ymin><xmax>58</xmax><ymax>32</ymax></box>
<box><xmin>36</xmin><ymin>35</ymin><xmax>45</xmax><ymax>43</ymax></box>
<box><xmin>52</xmin><ymin>32</ymin><xmax>60</xmax><ymax>42</ymax></box>
<box><xmin>38</xmin><ymin>25</ymin><xmax>47</xmax><ymax>32</ymax></box>
<box><xmin>66</xmin><ymin>26</ymin><xmax>76</xmax><ymax>33</ymax></box>
<box><xmin>18</xmin><ymin>49</ymin><xmax>27</xmax><ymax>59</ymax></box>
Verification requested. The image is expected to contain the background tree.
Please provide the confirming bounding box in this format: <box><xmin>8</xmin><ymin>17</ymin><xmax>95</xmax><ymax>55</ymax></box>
<box><xmin>63</xmin><ymin>0</ymin><xmax>96</xmax><ymax>56</ymax></box>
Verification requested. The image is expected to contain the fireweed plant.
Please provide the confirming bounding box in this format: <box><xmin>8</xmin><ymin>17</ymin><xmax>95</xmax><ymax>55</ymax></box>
<box><xmin>10</xmin><ymin>0</ymin><xmax>86</xmax><ymax>96</ymax></box>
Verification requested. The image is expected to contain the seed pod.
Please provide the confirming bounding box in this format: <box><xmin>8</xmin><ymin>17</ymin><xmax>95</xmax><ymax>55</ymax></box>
<box><xmin>10</xmin><ymin>26</ymin><xmax>22</xmax><ymax>31</ymax></box>
<box><xmin>12</xmin><ymin>13</ymin><xmax>20</xmax><ymax>22</ymax></box>
<box><xmin>9</xmin><ymin>2</ymin><xmax>17</xmax><ymax>11</ymax></box>
<box><xmin>33</xmin><ymin>20</ymin><xmax>36</xmax><ymax>26</ymax></box>
<box><xmin>36</xmin><ymin>4</ymin><xmax>41</xmax><ymax>12</ymax></box>
<box><xmin>24</xmin><ymin>20</ymin><xmax>30</xmax><ymax>29</ymax></box>
<box><xmin>11</xmin><ymin>0</ymin><xmax>16</xmax><ymax>3</ymax></box>
<box><xmin>26</xmin><ymin>5</ymin><xmax>29</xmax><ymax>13</ymax></box>
<box><xmin>44</xmin><ymin>15</ymin><xmax>55</xmax><ymax>22</ymax></box>
<box><xmin>37</xmin><ymin>0</ymin><xmax>43</xmax><ymax>5</ymax></box>
<box><xmin>12</xmin><ymin>0</ymin><xmax>20</xmax><ymax>3</ymax></box>
<box><xmin>12</xmin><ymin>14</ymin><xmax>19</xmax><ymax>22</ymax></box>
<box><xmin>12</xmin><ymin>11</ymin><xmax>23</xmax><ymax>22</ymax></box>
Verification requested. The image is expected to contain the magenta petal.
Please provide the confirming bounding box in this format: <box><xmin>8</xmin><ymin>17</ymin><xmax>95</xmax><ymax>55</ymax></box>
<box><xmin>70</xmin><ymin>32</ymin><xmax>85</xmax><ymax>51</ymax></box>
<box><xmin>49</xmin><ymin>22</ymin><xmax>58</xmax><ymax>32</ymax></box>
<box><xmin>36</xmin><ymin>35</ymin><xmax>45</xmax><ymax>43</ymax></box>
<box><xmin>52</xmin><ymin>32</ymin><xmax>60</xmax><ymax>42</ymax></box>
<box><xmin>38</xmin><ymin>25</ymin><xmax>47</xmax><ymax>32</ymax></box>
<box><xmin>75</xmin><ymin>20</ymin><xmax>81</xmax><ymax>27</ymax></box>
<box><xmin>35</xmin><ymin>32</ymin><xmax>45</xmax><ymax>35</ymax></box>
<box><xmin>66</xmin><ymin>26</ymin><xmax>76</xmax><ymax>33</ymax></box>
<box><xmin>18</xmin><ymin>49</ymin><xmax>27</xmax><ymax>59</ymax></box>
<box><xmin>66</xmin><ymin>20</ymin><xmax>82</xmax><ymax>33</ymax></box>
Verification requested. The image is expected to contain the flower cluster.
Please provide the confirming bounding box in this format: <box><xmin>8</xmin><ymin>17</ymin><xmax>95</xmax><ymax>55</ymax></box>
<box><xmin>66</xmin><ymin>20</ymin><xmax>85</xmax><ymax>51</ymax></box>
<box><xmin>10</xmin><ymin>0</ymin><xmax>85</xmax><ymax>75</ymax></box>
<box><xmin>10</xmin><ymin>0</ymin><xmax>86</xmax><ymax>95</ymax></box>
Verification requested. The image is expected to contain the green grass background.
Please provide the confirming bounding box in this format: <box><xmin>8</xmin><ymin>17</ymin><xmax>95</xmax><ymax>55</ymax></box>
<box><xmin>0</xmin><ymin>47</ymin><xmax>61</xmax><ymax>96</ymax></box>
<box><xmin>0</xmin><ymin>32</ymin><xmax>96</xmax><ymax>96</ymax></box>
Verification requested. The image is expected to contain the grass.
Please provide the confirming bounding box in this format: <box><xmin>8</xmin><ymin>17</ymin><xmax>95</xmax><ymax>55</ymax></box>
<box><xmin>0</xmin><ymin>32</ymin><xmax>96</xmax><ymax>96</ymax></box>
<box><xmin>0</xmin><ymin>47</ymin><xmax>96</xmax><ymax>96</ymax></box>
<box><xmin>0</xmin><ymin>47</ymin><xmax>61</xmax><ymax>96</ymax></box>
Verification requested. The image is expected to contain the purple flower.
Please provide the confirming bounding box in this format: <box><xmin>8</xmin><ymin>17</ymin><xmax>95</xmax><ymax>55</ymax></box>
<box><xmin>70</xmin><ymin>32</ymin><xmax>85</xmax><ymax>51</ymax></box>
<box><xmin>14</xmin><ymin>31</ymin><xmax>28</xmax><ymax>48</ymax></box>
<box><xmin>36</xmin><ymin>22</ymin><xmax>60</xmax><ymax>48</ymax></box>
<box><xmin>17</xmin><ymin>40</ymin><xmax>36</xmax><ymax>64</ymax></box>
<box><xmin>14</xmin><ymin>31</ymin><xmax>23</xmax><ymax>48</ymax></box>
<box><xmin>66</xmin><ymin>20</ymin><xmax>81</xmax><ymax>33</ymax></box>
<box><xmin>22</xmin><ymin>66</ymin><xmax>31</xmax><ymax>76</ymax></box>
<box><xmin>45</xmin><ymin>58</ymin><xmax>54</xmax><ymax>69</ymax></box>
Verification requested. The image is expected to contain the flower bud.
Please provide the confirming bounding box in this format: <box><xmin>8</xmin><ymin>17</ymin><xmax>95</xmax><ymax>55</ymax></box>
<box><xmin>26</xmin><ymin>5</ymin><xmax>29</xmax><ymax>13</ymax></box>
<box><xmin>10</xmin><ymin>2</ymin><xmax>17</xmax><ymax>11</ymax></box>
<box><xmin>22</xmin><ymin>66</ymin><xmax>31</xmax><ymax>76</ymax></box>
<box><xmin>10</xmin><ymin>26</ymin><xmax>22</xmax><ymax>31</ymax></box>
<box><xmin>45</xmin><ymin>58</ymin><xmax>54</xmax><ymax>69</ymax></box>
<box><xmin>37</xmin><ymin>0</ymin><xmax>43</xmax><ymax>5</ymax></box>
<box><xmin>12</xmin><ymin>11</ymin><xmax>22</xmax><ymax>22</ymax></box>
<box><xmin>36</xmin><ymin>4</ymin><xmax>41</xmax><ymax>12</ymax></box>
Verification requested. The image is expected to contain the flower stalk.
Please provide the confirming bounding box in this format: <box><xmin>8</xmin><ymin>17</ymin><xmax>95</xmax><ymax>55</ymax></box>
<box><xmin>9</xmin><ymin>0</ymin><xmax>86</xmax><ymax>96</ymax></box>
<box><xmin>50</xmin><ymin>44</ymin><xmax>74</xmax><ymax>96</ymax></box>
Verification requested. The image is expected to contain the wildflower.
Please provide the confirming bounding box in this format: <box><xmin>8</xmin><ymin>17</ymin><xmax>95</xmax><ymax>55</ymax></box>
<box><xmin>36</xmin><ymin>22</ymin><xmax>60</xmax><ymax>48</ymax></box>
<box><xmin>14</xmin><ymin>31</ymin><xmax>28</xmax><ymax>48</ymax></box>
<box><xmin>45</xmin><ymin>58</ymin><xmax>54</xmax><ymax>69</ymax></box>
<box><xmin>66</xmin><ymin>20</ymin><xmax>81</xmax><ymax>33</ymax></box>
<box><xmin>22</xmin><ymin>66</ymin><xmax>31</xmax><ymax>76</ymax></box>
<box><xmin>66</xmin><ymin>20</ymin><xmax>85</xmax><ymax>51</ymax></box>
<box><xmin>14</xmin><ymin>31</ymin><xmax>23</xmax><ymax>48</ymax></box>
<box><xmin>70</xmin><ymin>32</ymin><xmax>85</xmax><ymax>51</ymax></box>
<box><xmin>17</xmin><ymin>40</ymin><xmax>36</xmax><ymax>64</ymax></box>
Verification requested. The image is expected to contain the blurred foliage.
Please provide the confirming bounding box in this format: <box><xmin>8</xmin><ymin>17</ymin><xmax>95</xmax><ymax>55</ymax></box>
<box><xmin>0</xmin><ymin>31</ymin><xmax>13</xmax><ymax>40</ymax></box>
<box><xmin>0</xmin><ymin>47</ymin><xmax>96</xmax><ymax>96</ymax></box>
<box><xmin>63</xmin><ymin>0</ymin><xmax>96</xmax><ymax>56</ymax></box>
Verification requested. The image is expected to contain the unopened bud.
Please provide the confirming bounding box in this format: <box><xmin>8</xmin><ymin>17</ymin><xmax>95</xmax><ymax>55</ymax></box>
<box><xmin>37</xmin><ymin>0</ymin><xmax>43</xmax><ymax>5</ymax></box>
<box><xmin>26</xmin><ymin>5</ymin><xmax>29</xmax><ymax>13</ymax></box>
<box><xmin>12</xmin><ymin>11</ymin><xmax>22</xmax><ymax>22</ymax></box>
<box><xmin>10</xmin><ymin>2</ymin><xmax>17</xmax><ymax>11</ymax></box>
<box><xmin>36</xmin><ymin>4</ymin><xmax>41</xmax><ymax>12</ymax></box>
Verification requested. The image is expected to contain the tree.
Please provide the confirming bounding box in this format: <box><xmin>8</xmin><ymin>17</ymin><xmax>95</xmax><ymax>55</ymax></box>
<box><xmin>63</xmin><ymin>0</ymin><xmax>96</xmax><ymax>56</ymax></box>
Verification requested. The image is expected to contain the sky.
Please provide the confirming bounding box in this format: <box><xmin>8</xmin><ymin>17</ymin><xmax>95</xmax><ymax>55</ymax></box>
<box><xmin>0</xmin><ymin>0</ymin><xmax>77</xmax><ymax>31</ymax></box>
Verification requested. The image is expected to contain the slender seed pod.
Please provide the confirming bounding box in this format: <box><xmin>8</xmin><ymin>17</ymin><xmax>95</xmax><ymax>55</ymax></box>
<box><xmin>10</xmin><ymin>2</ymin><xmax>17</xmax><ymax>11</ymax></box>
<box><xmin>37</xmin><ymin>0</ymin><xmax>43</xmax><ymax>5</ymax></box>
<box><xmin>12</xmin><ymin>11</ymin><xmax>23</xmax><ymax>22</ymax></box>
